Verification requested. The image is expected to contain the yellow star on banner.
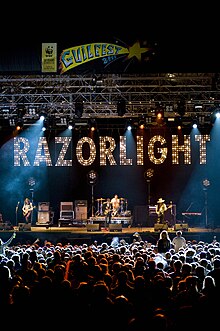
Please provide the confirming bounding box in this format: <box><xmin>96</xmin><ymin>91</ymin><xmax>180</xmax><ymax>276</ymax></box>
<box><xmin>127</xmin><ymin>41</ymin><xmax>150</xmax><ymax>61</ymax></box>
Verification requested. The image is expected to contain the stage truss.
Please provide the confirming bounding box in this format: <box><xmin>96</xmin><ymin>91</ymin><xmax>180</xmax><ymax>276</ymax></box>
<box><xmin>0</xmin><ymin>73</ymin><xmax>220</xmax><ymax>129</ymax></box>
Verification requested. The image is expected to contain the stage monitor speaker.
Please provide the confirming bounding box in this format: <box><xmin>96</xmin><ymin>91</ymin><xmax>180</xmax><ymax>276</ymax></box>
<box><xmin>18</xmin><ymin>223</ymin><xmax>31</xmax><ymax>231</ymax></box>
<box><xmin>37</xmin><ymin>211</ymin><xmax>50</xmax><ymax>224</ymax></box>
<box><xmin>0</xmin><ymin>223</ymin><xmax>13</xmax><ymax>230</ymax></box>
<box><xmin>38</xmin><ymin>202</ymin><xmax>50</xmax><ymax>211</ymax></box>
<box><xmin>174</xmin><ymin>223</ymin><xmax>189</xmax><ymax>231</ymax></box>
<box><xmin>86</xmin><ymin>224</ymin><xmax>100</xmax><ymax>231</ymax></box>
<box><xmin>60</xmin><ymin>202</ymin><xmax>74</xmax><ymax>211</ymax></box>
<box><xmin>109</xmin><ymin>223</ymin><xmax>122</xmax><ymax>232</ymax></box>
<box><xmin>154</xmin><ymin>223</ymin><xmax>168</xmax><ymax>232</ymax></box>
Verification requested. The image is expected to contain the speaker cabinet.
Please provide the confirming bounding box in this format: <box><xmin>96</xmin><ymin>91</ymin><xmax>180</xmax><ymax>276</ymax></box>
<box><xmin>86</xmin><ymin>223</ymin><xmax>100</xmax><ymax>231</ymax></box>
<box><xmin>154</xmin><ymin>223</ymin><xmax>168</xmax><ymax>231</ymax></box>
<box><xmin>38</xmin><ymin>202</ymin><xmax>50</xmax><ymax>211</ymax></box>
<box><xmin>75</xmin><ymin>200</ymin><xmax>87</xmax><ymax>220</ymax></box>
<box><xmin>37</xmin><ymin>211</ymin><xmax>50</xmax><ymax>224</ymax></box>
<box><xmin>75</xmin><ymin>206</ymin><xmax>87</xmax><ymax>220</ymax></box>
<box><xmin>174</xmin><ymin>223</ymin><xmax>189</xmax><ymax>231</ymax></box>
<box><xmin>18</xmin><ymin>223</ymin><xmax>31</xmax><ymax>231</ymax></box>
<box><xmin>75</xmin><ymin>200</ymin><xmax>87</xmax><ymax>207</ymax></box>
<box><xmin>109</xmin><ymin>223</ymin><xmax>122</xmax><ymax>232</ymax></box>
<box><xmin>0</xmin><ymin>223</ymin><xmax>13</xmax><ymax>230</ymax></box>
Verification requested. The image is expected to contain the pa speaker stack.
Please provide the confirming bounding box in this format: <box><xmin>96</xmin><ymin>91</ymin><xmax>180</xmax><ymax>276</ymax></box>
<box><xmin>86</xmin><ymin>223</ymin><xmax>100</xmax><ymax>231</ymax></box>
<box><xmin>109</xmin><ymin>223</ymin><xmax>122</xmax><ymax>232</ymax></box>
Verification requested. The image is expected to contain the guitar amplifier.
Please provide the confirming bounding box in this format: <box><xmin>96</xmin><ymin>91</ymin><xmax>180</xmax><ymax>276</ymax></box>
<box><xmin>38</xmin><ymin>202</ymin><xmax>50</xmax><ymax>211</ymax></box>
<box><xmin>75</xmin><ymin>200</ymin><xmax>87</xmax><ymax>220</ymax></box>
<box><xmin>37</xmin><ymin>211</ymin><xmax>50</xmax><ymax>224</ymax></box>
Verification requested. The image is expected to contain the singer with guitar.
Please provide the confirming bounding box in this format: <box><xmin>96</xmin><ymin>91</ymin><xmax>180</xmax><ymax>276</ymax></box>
<box><xmin>156</xmin><ymin>198</ymin><xmax>172</xmax><ymax>224</ymax></box>
<box><xmin>103</xmin><ymin>198</ymin><xmax>112</xmax><ymax>228</ymax></box>
<box><xmin>22</xmin><ymin>197</ymin><xmax>34</xmax><ymax>224</ymax></box>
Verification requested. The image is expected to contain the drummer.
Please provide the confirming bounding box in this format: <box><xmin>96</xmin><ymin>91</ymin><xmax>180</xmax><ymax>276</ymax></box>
<box><xmin>111</xmin><ymin>194</ymin><xmax>120</xmax><ymax>216</ymax></box>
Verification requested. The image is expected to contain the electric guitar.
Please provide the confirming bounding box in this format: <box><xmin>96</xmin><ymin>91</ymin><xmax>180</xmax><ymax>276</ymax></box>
<box><xmin>22</xmin><ymin>205</ymin><xmax>35</xmax><ymax>216</ymax></box>
<box><xmin>104</xmin><ymin>206</ymin><xmax>113</xmax><ymax>215</ymax></box>
<box><xmin>156</xmin><ymin>202</ymin><xmax>173</xmax><ymax>216</ymax></box>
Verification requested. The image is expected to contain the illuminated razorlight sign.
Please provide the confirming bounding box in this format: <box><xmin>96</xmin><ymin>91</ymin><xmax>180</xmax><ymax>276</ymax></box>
<box><xmin>59</xmin><ymin>41</ymin><xmax>152</xmax><ymax>74</ymax></box>
<box><xmin>13</xmin><ymin>134</ymin><xmax>210</xmax><ymax>167</ymax></box>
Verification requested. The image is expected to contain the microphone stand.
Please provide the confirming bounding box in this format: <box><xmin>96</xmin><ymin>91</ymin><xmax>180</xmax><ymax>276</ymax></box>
<box><xmin>15</xmin><ymin>202</ymin><xmax>20</xmax><ymax>227</ymax></box>
<box><xmin>30</xmin><ymin>188</ymin><xmax>34</xmax><ymax>225</ymax></box>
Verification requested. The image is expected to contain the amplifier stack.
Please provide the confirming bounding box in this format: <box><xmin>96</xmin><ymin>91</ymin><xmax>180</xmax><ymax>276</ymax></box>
<box><xmin>75</xmin><ymin>200</ymin><xmax>87</xmax><ymax>220</ymax></box>
<box><xmin>37</xmin><ymin>202</ymin><xmax>50</xmax><ymax>225</ymax></box>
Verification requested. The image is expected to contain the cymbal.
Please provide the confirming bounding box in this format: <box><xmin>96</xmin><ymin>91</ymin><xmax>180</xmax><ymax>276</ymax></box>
<box><xmin>119</xmin><ymin>197</ymin><xmax>125</xmax><ymax>200</ymax></box>
<box><xmin>96</xmin><ymin>198</ymin><xmax>106</xmax><ymax>201</ymax></box>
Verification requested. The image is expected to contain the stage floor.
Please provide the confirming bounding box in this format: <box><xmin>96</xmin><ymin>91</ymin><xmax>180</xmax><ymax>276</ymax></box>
<box><xmin>1</xmin><ymin>224</ymin><xmax>217</xmax><ymax>247</ymax></box>
<box><xmin>22</xmin><ymin>225</ymin><xmax>220</xmax><ymax>233</ymax></box>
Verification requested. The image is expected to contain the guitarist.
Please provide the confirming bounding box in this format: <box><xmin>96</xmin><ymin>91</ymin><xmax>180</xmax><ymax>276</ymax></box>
<box><xmin>156</xmin><ymin>197</ymin><xmax>172</xmax><ymax>224</ymax></box>
<box><xmin>103</xmin><ymin>198</ymin><xmax>112</xmax><ymax>227</ymax></box>
<box><xmin>111</xmin><ymin>194</ymin><xmax>120</xmax><ymax>217</ymax></box>
<box><xmin>22</xmin><ymin>197</ymin><xmax>34</xmax><ymax>224</ymax></box>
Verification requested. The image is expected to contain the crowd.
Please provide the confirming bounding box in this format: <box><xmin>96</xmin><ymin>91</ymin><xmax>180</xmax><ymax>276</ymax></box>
<box><xmin>0</xmin><ymin>230</ymin><xmax>219</xmax><ymax>330</ymax></box>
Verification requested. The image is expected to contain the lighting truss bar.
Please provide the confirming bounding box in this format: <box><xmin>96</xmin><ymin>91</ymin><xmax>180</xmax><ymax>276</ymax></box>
<box><xmin>0</xmin><ymin>73</ymin><xmax>219</xmax><ymax>122</ymax></box>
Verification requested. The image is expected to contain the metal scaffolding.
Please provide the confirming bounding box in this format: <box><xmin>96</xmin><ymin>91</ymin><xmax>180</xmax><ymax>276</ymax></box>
<box><xmin>0</xmin><ymin>73</ymin><xmax>220</xmax><ymax>128</ymax></box>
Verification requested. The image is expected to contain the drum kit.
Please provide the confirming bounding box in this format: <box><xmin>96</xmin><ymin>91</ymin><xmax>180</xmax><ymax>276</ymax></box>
<box><xmin>95</xmin><ymin>197</ymin><xmax>128</xmax><ymax>217</ymax></box>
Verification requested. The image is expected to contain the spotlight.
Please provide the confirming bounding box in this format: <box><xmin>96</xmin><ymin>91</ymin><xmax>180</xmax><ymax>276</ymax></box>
<box><xmin>15</xmin><ymin>119</ymin><xmax>23</xmax><ymax>131</ymax></box>
<box><xmin>211</xmin><ymin>109</ymin><xmax>220</xmax><ymax>124</ymax></box>
<box><xmin>138</xmin><ymin>116</ymin><xmax>145</xmax><ymax>129</ymax></box>
<box><xmin>192</xmin><ymin>118</ymin><xmax>198</xmax><ymax>128</ymax></box>
<box><xmin>39</xmin><ymin>111</ymin><xmax>47</xmax><ymax>120</ymax></box>
<box><xmin>68</xmin><ymin>120</ymin><xmax>74</xmax><ymax>130</ymax></box>
<box><xmin>155</xmin><ymin>104</ymin><xmax>165</xmax><ymax>125</ymax></box>
<box><xmin>42</xmin><ymin>119</ymin><xmax>48</xmax><ymax>131</ymax></box>
<box><xmin>126</xmin><ymin>119</ymin><xmax>133</xmax><ymax>130</ymax></box>
<box><xmin>89</xmin><ymin>118</ymin><xmax>97</xmax><ymax>131</ymax></box>
<box><xmin>203</xmin><ymin>178</ymin><xmax>210</xmax><ymax>188</ymax></box>
<box><xmin>87</xmin><ymin>170</ymin><xmax>98</xmax><ymax>185</ymax></box>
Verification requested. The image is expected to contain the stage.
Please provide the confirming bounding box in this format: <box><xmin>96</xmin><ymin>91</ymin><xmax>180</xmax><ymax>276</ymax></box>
<box><xmin>1</xmin><ymin>223</ymin><xmax>220</xmax><ymax>246</ymax></box>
